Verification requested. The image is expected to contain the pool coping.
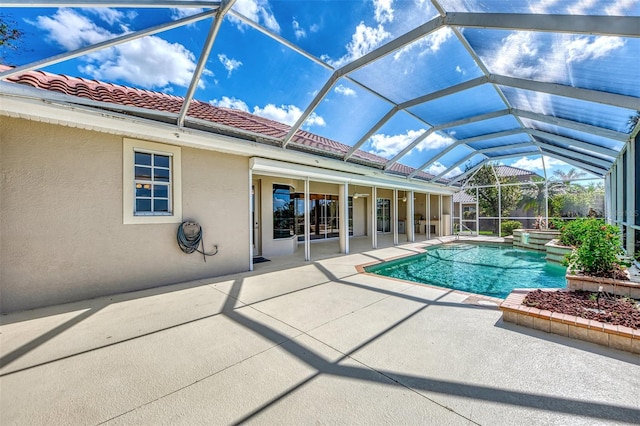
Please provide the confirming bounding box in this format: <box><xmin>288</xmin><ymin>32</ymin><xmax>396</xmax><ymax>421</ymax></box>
<box><xmin>500</xmin><ymin>288</ymin><xmax>640</xmax><ymax>354</ymax></box>
<box><xmin>355</xmin><ymin>243</ymin><xmax>505</xmax><ymax>309</ymax></box>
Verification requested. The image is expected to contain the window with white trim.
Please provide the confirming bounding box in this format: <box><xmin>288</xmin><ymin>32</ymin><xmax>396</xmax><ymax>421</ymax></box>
<box><xmin>123</xmin><ymin>138</ymin><xmax>182</xmax><ymax>224</ymax></box>
<box><xmin>134</xmin><ymin>151</ymin><xmax>172</xmax><ymax>215</ymax></box>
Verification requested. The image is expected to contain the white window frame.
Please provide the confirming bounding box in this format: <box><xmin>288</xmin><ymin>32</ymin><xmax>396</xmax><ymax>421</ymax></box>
<box><xmin>123</xmin><ymin>138</ymin><xmax>182</xmax><ymax>224</ymax></box>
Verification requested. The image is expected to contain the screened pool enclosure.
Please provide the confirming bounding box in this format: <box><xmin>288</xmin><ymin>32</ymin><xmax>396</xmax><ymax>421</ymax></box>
<box><xmin>1</xmin><ymin>1</ymin><xmax>638</xmax><ymax>257</ymax></box>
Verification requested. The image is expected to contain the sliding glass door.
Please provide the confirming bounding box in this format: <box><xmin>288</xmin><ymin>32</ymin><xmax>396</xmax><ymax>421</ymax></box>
<box><xmin>294</xmin><ymin>193</ymin><xmax>352</xmax><ymax>241</ymax></box>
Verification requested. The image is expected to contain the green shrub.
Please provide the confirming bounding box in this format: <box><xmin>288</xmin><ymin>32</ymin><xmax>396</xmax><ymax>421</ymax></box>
<box><xmin>563</xmin><ymin>220</ymin><xmax>626</xmax><ymax>278</ymax></box>
<box><xmin>558</xmin><ymin>218</ymin><xmax>594</xmax><ymax>247</ymax></box>
<box><xmin>548</xmin><ymin>217</ymin><xmax>565</xmax><ymax>230</ymax></box>
<box><xmin>501</xmin><ymin>220</ymin><xmax>522</xmax><ymax>236</ymax></box>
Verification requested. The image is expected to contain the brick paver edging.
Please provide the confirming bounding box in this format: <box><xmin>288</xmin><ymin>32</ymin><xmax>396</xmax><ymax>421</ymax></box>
<box><xmin>500</xmin><ymin>289</ymin><xmax>640</xmax><ymax>354</ymax></box>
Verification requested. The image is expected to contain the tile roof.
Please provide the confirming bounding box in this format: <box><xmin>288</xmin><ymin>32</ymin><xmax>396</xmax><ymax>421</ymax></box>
<box><xmin>493</xmin><ymin>165</ymin><xmax>539</xmax><ymax>178</ymax></box>
<box><xmin>1</xmin><ymin>65</ymin><xmax>446</xmax><ymax>184</ymax></box>
<box><xmin>452</xmin><ymin>191</ymin><xmax>476</xmax><ymax>203</ymax></box>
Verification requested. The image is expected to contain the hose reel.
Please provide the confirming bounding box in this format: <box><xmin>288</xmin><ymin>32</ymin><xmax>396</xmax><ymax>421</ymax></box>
<box><xmin>177</xmin><ymin>221</ymin><xmax>218</xmax><ymax>262</ymax></box>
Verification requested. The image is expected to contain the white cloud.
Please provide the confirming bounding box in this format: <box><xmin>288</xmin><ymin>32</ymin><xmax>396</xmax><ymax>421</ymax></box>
<box><xmin>170</xmin><ymin>8</ymin><xmax>205</xmax><ymax>20</ymax></box>
<box><xmin>490</xmin><ymin>31</ymin><xmax>540</xmax><ymax>78</ymax></box>
<box><xmin>455</xmin><ymin>65</ymin><xmax>466</xmax><ymax>75</ymax></box>
<box><xmin>334</xmin><ymin>84</ymin><xmax>356</xmax><ymax>97</ymax></box>
<box><xmin>322</xmin><ymin>22</ymin><xmax>391</xmax><ymax>68</ymax></box>
<box><xmin>527</xmin><ymin>0</ymin><xmax>562</xmax><ymax>14</ymax></box>
<box><xmin>367</xmin><ymin>129</ymin><xmax>426</xmax><ymax>157</ymax></box>
<box><xmin>373</xmin><ymin>0</ymin><xmax>394</xmax><ymax>24</ymax></box>
<box><xmin>415</xmin><ymin>132</ymin><xmax>455</xmax><ymax>151</ymax></box>
<box><xmin>253</xmin><ymin>104</ymin><xmax>325</xmax><ymax>127</ymax></box>
<box><xmin>425</xmin><ymin>162</ymin><xmax>445</xmax><ymax>175</ymax></box>
<box><xmin>425</xmin><ymin>162</ymin><xmax>462</xmax><ymax>178</ymax></box>
<box><xmin>80</xmin><ymin>37</ymin><xmax>200</xmax><ymax>89</ymax></box>
<box><xmin>368</xmin><ymin>130</ymin><xmax>452</xmax><ymax>159</ymax></box>
<box><xmin>302</xmin><ymin>112</ymin><xmax>326</xmax><ymax>127</ymax></box>
<box><xmin>231</xmin><ymin>0</ymin><xmax>280</xmax><ymax>33</ymax></box>
<box><xmin>392</xmin><ymin>27</ymin><xmax>453</xmax><ymax>61</ymax></box>
<box><xmin>292</xmin><ymin>18</ymin><xmax>306</xmax><ymax>39</ymax></box>
<box><xmin>83</xmin><ymin>8</ymin><xmax>135</xmax><ymax>25</ymax></box>
<box><xmin>32</xmin><ymin>9</ymin><xmax>203</xmax><ymax>90</ymax></box>
<box><xmin>33</xmin><ymin>8</ymin><xmax>114</xmax><ymax>51</ymax></box>
<box><xmin>564</xmin><ymin>36</ymin><xmax>625</xmax><ymax>62</ymax></box>
<box><xmin>509</xmin><ymin>156</ymin><xmax>563</xmax><ymax>172</ymax></box>
<box><xmin>566</xmin><ymin>0</ymin><xmax>600</xmax><ymax>15</ymax></box>
<box><xmin>210</xmin><ymin>96</ymin><xmax>250</xmax><ymax>111</ymax></box>
<box><xmin>210</xmin><ymin>97</ymin><xmax>326</xmax><ymax>128</ymax></box>
<box><xmin>487</xmin><ymin>30</ymin><xmax>625</xmax><ymax>82</ymax></box>
<box><xmin>605</xmin><ymin>0</ymin><xmax>640</xmax><ymax>15</ymax></box>
<box><xmin>218</xmin><ymin>53</ymin><xmax>243</xmax><ymax>77</ymax></box>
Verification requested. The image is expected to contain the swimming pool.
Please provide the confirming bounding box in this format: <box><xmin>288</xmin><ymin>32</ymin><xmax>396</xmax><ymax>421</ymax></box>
<box><xmin>365</xmin><ymin>243</ymin><xmax>567</xmax><ymax>299</ymax></box>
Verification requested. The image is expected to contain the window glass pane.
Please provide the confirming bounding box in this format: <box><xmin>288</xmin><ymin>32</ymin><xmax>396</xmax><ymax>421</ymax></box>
<box><xmin>154</xmin><ymin>155</ymin><xmax>170</xmax><ymax>168</ymax></box>
<box><xmin>135</xmin><ymin>152</ymin><xmax>152</xmax><ymax>166</ymax></box>
<box><xmin>154</xmin><ymin>199</ymin><xmax>169</xmax><ymax>212</ymax></box>
<box><xmin>273</xmin><ymin>184</ymin><xmax>294</xmax><ymax>239</ymax></box>
<box><xmin>136</xmin><ymin>199</ymin><xmax>151</xmax><ymax>212</ymax></box>
<box><xmin>154</xmin><ymin>168</ymin><xmax>170</xmax><ymax>182</ymax></box>
<box><xmin>153</xmin><ymin>185</ymin><xmax>168</xmax><ymax>198</ymax></box>
<box><xmin>135</xmin><ymin>166</ymin><xmax>152</xmax><ymax>180</ymax></box>
<box><xmin>135</xmin><ymin>184</ymin><xmax>152</xmax><ymax>197</ymax></box>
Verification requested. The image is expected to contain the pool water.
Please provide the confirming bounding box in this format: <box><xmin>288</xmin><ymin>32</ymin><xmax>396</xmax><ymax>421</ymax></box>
<box><xmin>365</xmin><ymin>243</ymin><xmax>567</xmax><ymax>299</ymax></box>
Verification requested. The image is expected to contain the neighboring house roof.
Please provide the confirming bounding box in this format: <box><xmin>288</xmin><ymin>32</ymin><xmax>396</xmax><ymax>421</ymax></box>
<box><xmin>493</xmin><ymin>165</ymin><xmax>540</xmax><ymax>179</ymax></box>
<box><xmin>1</xmin><ymin>65</ymin><xmax>448</xmax><ymax>184</ymax></box>
<box><xmin>455</xmin><ymin>164</ymin><xmax>541</xmax><ymax>203</ymax></box>
<box><xmin>452</xmin><ymin>192</ymin><xmax>476</xmax><ymax>203</ymax></box>
<box><xmin>452</xmin><ymin>191</ymin><xmax>476</xmax><ymax>204</ymax></box>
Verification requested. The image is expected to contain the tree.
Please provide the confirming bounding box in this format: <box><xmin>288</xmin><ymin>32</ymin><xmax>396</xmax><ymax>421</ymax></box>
<box><xmin>519</xmin><ymin>176</ymin><xmax>564</xmax><ymax>216</ymax></box>
<box><xmin>549</xmin><ymin>181</ymin><xmax>605</xmax><ymax>218</ymax></box>
<box><xmin>552</xmin><ymin>168</ymin><xmax>586</xmax><ymax>182</ymax></box>
<box><xmin>0</xmin><ymin>14</ymin><xmax>23</xmax><ymax>63</ymax></box>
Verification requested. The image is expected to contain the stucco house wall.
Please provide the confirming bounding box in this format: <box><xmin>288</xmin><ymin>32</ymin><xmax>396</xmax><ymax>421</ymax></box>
<box><xmin>1</xmin><ymin>117</ymin><xmax>249</xmax><ymax>313</ymax></box>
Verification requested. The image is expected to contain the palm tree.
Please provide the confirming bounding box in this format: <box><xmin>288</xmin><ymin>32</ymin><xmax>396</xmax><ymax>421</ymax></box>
<box><xmin>552</xmin><ymin>168</ymin><xmax>586</xmax><ymax>182</ymax></box>
<box><xmin>519</xmin><ymin>176</ymin><xmax>564</xmax><ymax>217</ymax></box>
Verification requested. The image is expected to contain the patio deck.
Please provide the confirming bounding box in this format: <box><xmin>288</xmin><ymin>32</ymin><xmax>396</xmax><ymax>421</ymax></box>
<box><xmin>1</xmin><ymin>236</ymin><xmax>639</xmax><ymax>425</ymax></box>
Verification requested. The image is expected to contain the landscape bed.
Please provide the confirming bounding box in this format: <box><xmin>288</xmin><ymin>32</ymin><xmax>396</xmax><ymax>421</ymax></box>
<box><xmin>500</xmin><ymin>289</ymin><xmax>640</xmax><ymax>354</ymax></box>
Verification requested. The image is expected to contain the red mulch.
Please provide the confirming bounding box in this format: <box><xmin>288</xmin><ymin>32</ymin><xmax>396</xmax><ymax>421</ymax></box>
<box><xmin>523</xmin><ymin>289</ymin><xmax>640</xmax><ymax>330</ymax></box>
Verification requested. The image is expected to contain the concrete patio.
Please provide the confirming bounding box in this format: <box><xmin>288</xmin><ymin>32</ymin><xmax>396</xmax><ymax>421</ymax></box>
<box><xmin>1</xmin><ymin>236</ymin><xmax>639</xmax><ymax>425</ymax></box>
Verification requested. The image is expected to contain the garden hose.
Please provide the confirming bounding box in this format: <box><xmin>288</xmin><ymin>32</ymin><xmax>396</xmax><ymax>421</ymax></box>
<box><xmin>177</xmin><ymin>221</ymin><xmax>218</xmax><ymax>262</ymax></box>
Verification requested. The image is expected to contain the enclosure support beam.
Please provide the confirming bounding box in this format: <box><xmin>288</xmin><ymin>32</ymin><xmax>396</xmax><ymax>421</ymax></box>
<box><xmin>393</xmin><ymin>189</ymin><xmax>399</xmax><ymax>246</ymax></box>
<box><xmin>445</xmin><ymin>13</ymin><xmax>640</xmax><ymax>37</ymax></box>
<box><xmin>339</xmin><ymin>183</ymin><xmax>349</xmax><ymax>254</ymax></box>
<box><xmin>304</xmin><ymin>178</ymin><xmax>311</xmax><ymax>261</ymax></box>
<box><xmin>178</xmin><ymin>0</ymin><xmax>236</xmax><ymax>127</ymax></box>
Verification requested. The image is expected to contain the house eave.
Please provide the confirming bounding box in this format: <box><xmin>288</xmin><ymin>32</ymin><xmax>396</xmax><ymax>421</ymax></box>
<box><xmin>0</xmin><ymin>88</ymin><xmax>457</xmax><ymax>194</ymax></box>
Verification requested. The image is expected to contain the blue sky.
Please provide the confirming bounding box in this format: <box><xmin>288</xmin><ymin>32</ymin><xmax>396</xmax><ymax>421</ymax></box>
<box><xmin>2</xmin><ymin>0</ymin><xmax>639</xmax><ymax>181</ymax></box>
